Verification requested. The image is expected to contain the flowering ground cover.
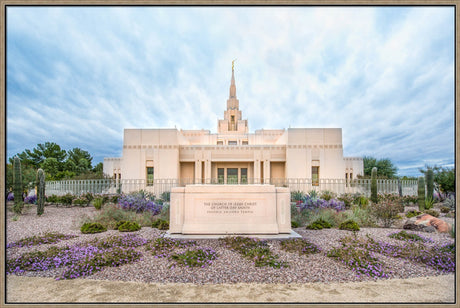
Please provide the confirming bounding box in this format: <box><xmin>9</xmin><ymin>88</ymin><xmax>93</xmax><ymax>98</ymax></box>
<box><xmin>6</xmin><ymin>232</ymin><xmax>78</xmax><ymax>248</ymax></box>
<box><xmin>6</xmin><ymin>229</ymin><xmax>455</xmax><ymax>282</ymax></box>
<box><xmin>219</xmin><ymin>236</ymin><xmax>288</xmax><ymax>268</ymax></box>
<box><xmin>7</xmin><ymin>234</ymin><xmax>147</xmax><ymax>280</ymax></box>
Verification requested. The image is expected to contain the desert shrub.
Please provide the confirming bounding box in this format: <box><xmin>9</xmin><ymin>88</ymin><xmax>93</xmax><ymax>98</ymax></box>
<box><xmin>220</xmin><ymin>236</ymin><xmax>288</xmax><ymax>268</ymax></box>
<box><xmin>117</xmin><ymin>221</ymin><xmax>141</xmax><ymax>232</ymax></box>
<box><xmin>402</xmin><ymin>195</ymin><xmax>418</xmax><ymax>206</ymax></box>
<box><xmin>169</xmin><ymin>247</ymin><xmax>218</xmax><ymax>268</ymax></box>
<box><xmin>307</xmin><ymin>190</ymin><xmax>318</xmax><ymax>199</ymax></box>
<box><xmin>337</xmin><ymin>193</ymin><xmax>354</xmax><ymax>209</ymax></box>
<box><xmin>291</xmin><ymin>190</ymin><xmax>305</xmax><ymax>202</ymax></box>
<box><xmin>280</xmin><ymin>238</ymin><xmax>321</xmax><ymax>255</ymax></box>
<box><xmin>84</xmin><ymin>192</ymin><xmax>94</xmax><ymax>205</ymax></box>
<box><xmin>424</xmin><ymin>197</ymin><xmax>434</xmax><ymax>210</ymax></box>
<box><xmin>80</xmin><ymin>204</ymin><xmax>157</xmax><ymax>230</ymax></box>
<box><xmin>93</xmin><ymin>197</ymin><xmax>104</xmax><ymax>210</ymax></box>
<box><xmin>356</xmin><ymin>195</ymin><xmax>369</xmax><ymax>208</ymax></box>
<box><xmin>339</xmin><ymin>220</ymin><xmax>360</xmax><ymax>231</ymax></box>
<box><xmin>118</xmin><ymin>192</ymin><xmax>162</xmax><ymax>215</ymax></box>
<box><xmin>388</xmin><ymin>230</ymin><xmax>432</xmax><ymax>243</ymax></box>
<box><xmin>80</xmin><ymin>222</ymin><xmax>107</xmax><ymax>234</ymax></box>
<box><xmin>73</xmin><ymin>197</ymin><xmax>87</xmax><ymax>207</ymax></box>
<box><xmin>114</xmin><ymin>220</ymin><xmax>129</xmax><ymax>230</ymax></box>
<box><xmin>424</xmin><ymin>209</ymin><xmax>440</xmax><ymax>218</ymax></box>
<box><xmin>291</xmin><ymin>221</ymin><xmax>300</xmax><ymax>228</ymax></box>
<box><xmin>59</xmin><ymin>194</ymin><xmax>74</xmax><ymax>207</ymax></box>
<box><xmin>406</xmin><ymin>210</ymin><xmax>422</xmax><ymax>218</ymax></box>
<box><xmin>440</xmin><ymin>206</ymin><xmax>450</xmax><ymax>214</ymax></box>
<box><xmin>110</xmin><ymin>195</ymin><xmax>119</xmax><ymax>204</ymax></box>
<box><xmin>299</xmin><ymin>196</ymin><xmax>345</xmax><ymax>212</ymax></box>
<box><xmin>346</xmin><ymin>205</ymin><xmax>375</xmax><ymax>227</ymax></box>
<box><xmin>24</xmin><ymin>195</ymin><xmax>37</xmax><ymax>204</ymax></box>
<box><xmin>159</xmin><ymin>203</ymin><xmax>170</xmax><ymax>221</ymax></box>
<box><xmin>152</xmin><ymin>219</ymin><xmax>169</xmax><ymax>230</ymax></box>
<box><xmin>371</xmin><ymin>201</ymin><xmax>402</xmax><ymax>228</ymax></box>
<box><xmin>160</xmin><ymin>191</ymin><xmax>171</xmax><ymax>202</ymax></box>
<box><xmin>7</xmin><ymin>192</ymin><xmax>14</xmax><ymax>201</ymax></box>
<box><xmin>320</xmin><ymin>190</ymin><xmax>336</xmax><ymax>201</ymax></box>
<box><xmin>306</xmin><ymin>218</ymin><xmax>332</xmax><ymax>230</ymax></box>
<box><xmin>46</xmin><ymin>194</ymin><xmax>59</xmax><ymax>204</ymax></box>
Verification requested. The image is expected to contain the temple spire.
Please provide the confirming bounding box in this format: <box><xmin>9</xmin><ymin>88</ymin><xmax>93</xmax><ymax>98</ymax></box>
<box><xmin>230</xmin><ymin>59</ymin><xmax>236</xmax><ymax>98</ymax></box>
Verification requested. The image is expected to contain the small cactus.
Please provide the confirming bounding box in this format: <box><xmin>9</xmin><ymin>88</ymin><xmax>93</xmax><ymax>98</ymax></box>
<box><xmin>418</xmin><ymin>176</ymin><xmax>426</xmax><ymax>211</ymax></box>
<box><xmin>370</xmin><ymin>167</ymin><xmax>378</xmax><ymax>203</ymax></box>
<box><xmin>37</xmin><ymin>169</ymin><xmax>45</xmax><ymax>216</ymax></box>
<box><xmin>398</xmin><ymin>178</ymin><xmax>402</xmax><ymax>197</ymax></box>
<box><xmin>426</xmin><ymin>168</ymin><xmax>434</xmax><ymax>202</ymax></box>
<box><xmin>13</xmin><ymin>156</ymin><xmax>23</xmax><ymax>214</ymax></box>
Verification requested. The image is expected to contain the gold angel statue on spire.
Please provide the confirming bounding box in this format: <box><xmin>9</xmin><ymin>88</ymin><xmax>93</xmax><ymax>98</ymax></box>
<box><xmin>232</xmin><ymin>59</ymin><xmax>236</xmax><ymax>70</ymax></box>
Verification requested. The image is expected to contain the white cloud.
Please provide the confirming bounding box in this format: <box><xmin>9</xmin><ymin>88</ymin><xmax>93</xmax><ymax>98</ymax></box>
<box><xmin>6</xmin><ymin>6</ymin><xmax>454</xmax><ymax>176</ymax></box>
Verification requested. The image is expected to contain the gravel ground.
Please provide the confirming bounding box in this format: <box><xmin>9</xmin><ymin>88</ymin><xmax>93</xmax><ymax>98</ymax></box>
<box><xmin>6</xmin><ymin>204</ymin><xmax>455</xmax><ymax>285</ymax></box>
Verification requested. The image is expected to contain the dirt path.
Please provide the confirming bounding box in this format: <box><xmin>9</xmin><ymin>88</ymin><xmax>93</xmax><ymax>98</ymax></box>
<box><xmin>6</xmin><ymin>274</ymin><xmax>455</xmax><ymax>303</ymax></box>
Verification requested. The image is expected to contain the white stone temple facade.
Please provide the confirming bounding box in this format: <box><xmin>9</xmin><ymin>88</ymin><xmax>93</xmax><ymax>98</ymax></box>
<box><xmin>103</xmin><ymin>65</ymin><xmax>363</xmax><ymax>187</ymax></box>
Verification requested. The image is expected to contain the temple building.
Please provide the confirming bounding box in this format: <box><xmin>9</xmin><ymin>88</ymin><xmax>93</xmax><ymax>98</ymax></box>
<box><xmin>103</xmin><ymin>64</ymin><xmax>363</xmax><ymax>188</ymax></box>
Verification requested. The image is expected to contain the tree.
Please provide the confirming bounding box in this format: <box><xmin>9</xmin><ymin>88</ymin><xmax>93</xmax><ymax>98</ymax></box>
<box><xmin>419</xmin><ymin>165</ymin><xmax>455</xmax><ymax>198</ymax></box>
<box><xmin>67</xmin><ymin>148</ymin><xmax>93</xmax><ymax>169</ymax></box>
<box><xmin>10</xmin><ymin>142</ymin><xmax>67</xmax><ymax>168</ymax></box>
<box><xmin>363</xmin><ymin>156</ymin><xmax>398</xmax><ymax>179</ymax></box>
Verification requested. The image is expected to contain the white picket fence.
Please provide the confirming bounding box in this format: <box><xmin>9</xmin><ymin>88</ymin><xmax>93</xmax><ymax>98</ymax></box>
<box><xmin>45</xmin><ymin>178</ymin><xmax>418</xmax><ymax>197</ymax></box>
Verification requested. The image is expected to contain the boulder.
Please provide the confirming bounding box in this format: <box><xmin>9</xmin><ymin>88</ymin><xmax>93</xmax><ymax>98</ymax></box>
<box><xmin>403</xmin><ymin>214</ymin><xmax>451</xmax><ymax>233</ymax></box>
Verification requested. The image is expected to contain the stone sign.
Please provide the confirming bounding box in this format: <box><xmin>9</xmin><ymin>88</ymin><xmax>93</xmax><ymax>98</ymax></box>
<box><xmin>169</xmin><ymin>184</ymin><xmax>291</xmax><ymax>235</ymax></box>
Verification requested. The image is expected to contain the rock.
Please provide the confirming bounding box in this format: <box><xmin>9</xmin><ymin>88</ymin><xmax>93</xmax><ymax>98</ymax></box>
<box><xmin>415</xmin><ymin>214</ymin><xmax>451</xmax><ymax>233</ymax></box>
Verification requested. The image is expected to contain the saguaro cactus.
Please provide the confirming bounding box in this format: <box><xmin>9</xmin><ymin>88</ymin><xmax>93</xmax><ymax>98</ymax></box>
<box><xmin>13</xmin><ymin>156</ymin><xmax>23</xmax><ymax>214</ymax></box>
<box><xmin>426</xmin><ymin>168</ymin><xmax>434</xmax><ymax>202</ymax></box>
<box><xmin>418</xmin><ymin>176</ymin><xmax>426</xmax><ymax>211</ymax></box>
<box><xmin>371</xmin><ymin>167</ymin><xmax>378</xmax><ymax>203</ymax></box>
<box><xmin>37</xmin><ymin>168</ymin><xmax>45</xmax><ymax>216</ymax></box>
<box><xmin>398</xmin><ymin>178</ymin><xmax>403</xmax><ymax>197</ymax></box>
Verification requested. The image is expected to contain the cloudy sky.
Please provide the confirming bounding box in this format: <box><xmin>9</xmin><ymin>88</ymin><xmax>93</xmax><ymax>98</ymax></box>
<box><xmin>6</xmin><ymin>6</ymin><xmax>455</xmax><ymax>177</ymax></box>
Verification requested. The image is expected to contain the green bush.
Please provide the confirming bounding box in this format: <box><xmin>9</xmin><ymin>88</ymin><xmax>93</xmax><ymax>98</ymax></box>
<box><xmin>291</xmin><ymin>221</ymin><xmax>300</xmax><ymax>228</ymax></box>
<box><xmin>406</xmin><ymin>210</ymin><xmax>422</xmax><ymax>218</ymax></box>
<box><xmin>440</xmin><ymin>206</ymin><xmax>450</xmax><ymax>214</ymax></box>
<box><xmin>424</xmin><ymin>197</ymin><xmax>434</xmax><ymax>210</ymax></box>
<box><xmin>306</xmin><ymin>218</ymin><xmax>332</xmax><ymax>230</ymax></box>
<box><xmin>152</xmin><ymin>219</ymin><xmax>169</xmax><ymax>230</ymax></box>
<box><xmin>93</xmin><ymin>197</ymin><xmax>104</xmax><ymax>210</ymax></box>
<box><xmin>73</xmin><ymin>197</ymin><xmax>87</xmax><ymax>206</ymax></box>
<box><xmin>424</xmin><ymin>209</ymin><xmax>440</xmax><ymax>218</ymax></box>
<box><xmin>59</xmin><ymin>194</ymin><xmax>74</xmax><ymax>207</ymax></box>
<box><xmin>280</xmin><ymin>238</ymin><xmax>321</xmax><ymax>255</ymax></box>
<box><xmin>110</xmin><ymin>195</ymin><xmax>119</xmax><ymax>204</ymax></box>
<box><xmin>160</xmin><ymin>191</ymin><xmax>170</xmax><ymax>202</ymax></box>
<box><xmin>346</xmin><ymin>205</ymin><xmax>375</xmax><ymax>227</ymax></box>
<box><xmin>118</xmin><ymin>221</ymin><xmax>141</xmax><ymax>232</ymax></box>
<box><xmin>80</xmin><ymin>222</ymin><xmax>107</xmax><ymax>234</ymax></box>
<box><xmin>320</xmin><ymin>190</ymin><xmax>336</xmax><ymax>201</ymax></box>
<box><xmin>79</xmin><ymin>203</ymin><xmax>157</xmax><ymax>230</ymax></box>
<box><xmin>46</xmin><ymin>194</ymin><xmax>60</xmax><ymax>204</ymax></box>
<box><xmin>291</xmin><ymin>190</ymin><xmax>305</xmax><ymax>202</ymax></box>
<box><xmin>371</xmin><ymin>201</ymin><xmax>402</xmax><ymax>228</ymax></box>
<box><xmin>339</xmin><ymin>220</ymin><xmax>360</xmax><ymax>231</ymax></box>
<box><xmin>337</xmin><ymin>193</ymin><xmax>354</xmax><ymax>209</ymax></box>
<box><xmin>159</xmin><ymin>203</ymin><xmax>170</xmax><ymax>221</ymax></box>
